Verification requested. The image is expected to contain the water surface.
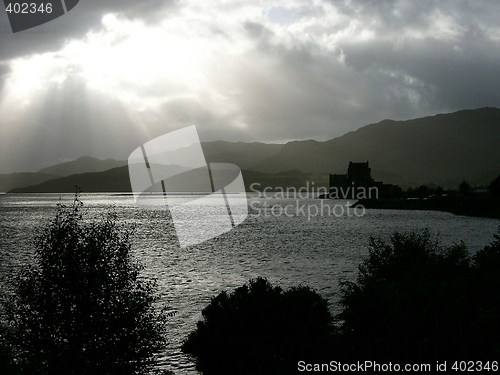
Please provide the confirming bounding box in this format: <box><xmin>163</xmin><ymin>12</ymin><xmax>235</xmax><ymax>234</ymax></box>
<box><xmin>1</xmin><ymin>193</ymin><xmax>498</xmax><ymax>374</ymax></box>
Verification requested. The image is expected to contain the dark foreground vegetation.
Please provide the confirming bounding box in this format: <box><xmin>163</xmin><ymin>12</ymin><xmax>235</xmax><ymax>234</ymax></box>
<box><xmin>0</xmin><ymin>194</ymin><xmax>170</xmax><ymax>375</ymax></box>
<box><xmin>182</xmin><ymin>278</ymin><xmax>333</xmax><ymax>375</ymax></box>
<box><xmin>183</xmin><ymin>228</ymin><xmax>500</xmax><ymax>374</ymax></box>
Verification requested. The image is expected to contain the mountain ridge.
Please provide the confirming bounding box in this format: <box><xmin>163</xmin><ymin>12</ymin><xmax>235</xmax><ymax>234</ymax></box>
<box><xmin>38</xmin><ymin>156</ymin><xmax>127</xmax><ymax>177</ymax></box>
<box><xmin>7</xmin><ymin>167</ymin><xmax>320</xmax><ymax>193</ymax></box>
<box><xmin>3</xmin><ymin>107</ymin><xmax>500</xmax><ymax>192</ymax></box>
<box><xmin>254</xmin><ymin>107</ymin><xmax>500</xmax><ymax>187</ymax></box>
<box><xmin>0</xmin><ymin>172</ymin><xmax>59</xmax><ymax>193</ymax></box>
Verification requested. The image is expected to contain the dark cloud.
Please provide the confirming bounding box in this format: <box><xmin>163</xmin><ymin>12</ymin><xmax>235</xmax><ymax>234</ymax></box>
<box><xmin>0</xmin><ymin>0</ymin><xmax>175</xmax><ymax>60</ymax></box>
<box><xmin>338</xmin><ymin>35</ymin><xmax>500</xmax><ymax>112</ymax></box>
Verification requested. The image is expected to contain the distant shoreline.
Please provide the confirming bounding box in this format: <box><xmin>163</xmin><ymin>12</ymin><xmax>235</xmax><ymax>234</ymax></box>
<box><xmin>351</xmin><ymin>195</ymin><xmax>500</xmax><ymax>219</ymax></box>
<box><xmin>3</xmin><ymin>192</ymin><xmax>500</xmax><ymax>219</ymax></box>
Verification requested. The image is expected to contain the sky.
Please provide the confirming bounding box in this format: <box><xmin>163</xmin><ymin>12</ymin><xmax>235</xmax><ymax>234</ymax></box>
<box><xmin>0</xmin><ymin>0</ymin><xmax>500</xmax><ymax>173</ymax></box>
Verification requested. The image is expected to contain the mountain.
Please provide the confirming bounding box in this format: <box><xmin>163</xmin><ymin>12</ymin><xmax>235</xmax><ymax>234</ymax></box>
<box><xmin>8</xmin><ymin>167</ymin><xmax>132</xmax><ymax>193</ymax></box>
<box><xmin>38</xmin><ymin>156</ymin><xmax>127</xmax><ymax>177</ymax></box>
<box><xmin>0</xmin><ymin>157</ymin><xmax>128</xmax><ymax>192</ymax></box>
<box><xmin>0</xmin><ymin>172</ymin><xmax>59</xmax><ymax>193</ymax></box>
<box><xmin>32</xmin><ymin>142</ymin><xmax>283</xmax><ymax>180</ymax></box>
<box><xmin>3</xmin><ymin>144</ymin><xmax>285</xmax><ymax>193</ymax></box>
<box><xmin>201</xmin><ymin>141</ymin><xmax>284</xmax><ymax>170</ymax></box>
<box><xmin>7</xmin><ymin>166</ymin><xmax>324</xmax><ymax>193</ymax></box>
<box><xmin>6</xmin><ymin>108</ymin><xmax>500</xmax><ymax>192</ymax></box>
<box><xmin>254</xmin><ymin>107</ymin><xmax>500</xmax><ymax>188</ymax></box>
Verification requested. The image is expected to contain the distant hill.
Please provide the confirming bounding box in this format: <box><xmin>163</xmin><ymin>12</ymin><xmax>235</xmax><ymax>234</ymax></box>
<box><xmin>29</xmin><ymin>142</ymin><xmax>283</xmax><ymax>181</ymax></box>
<box><xmin>201</xmin><ymin>141</ymin><xmax>284</xmax><ymax>170</ymax></box>
<box><xmin>7</xmin><ymin>167</ymin><xmax>326</xmax><ymax>193</ymax></box>
<box><xmin>6</xmin><ymin>108</ymin><xmax>500</xmax><ymax>192</ymax></box>
<box><xmin>3</xmin><ymin>144</ymin><xmax>286</xmax><ymax>193</ymax></box>
<box><xmin>9</xmin><ymin>167</ymin><xmax>132</xmax><ymax>193</ymax></box>
<box><xmin>0</xmin><ymin>156</ymin><xmax>128</xmax><ymax>192</ymax></box>
<box><xmin>38</xmin><ymin>156</ymin><xmax>127</xmax><ymax>177</ymax></box>
<box><xmin>254</xmin><ymin>107</ymin><xmax>500</xmax><ymax>188</ymax></box>
<box><xmin>0</xmin><ymin>172</ymin><xmax>58</xmax><ymax>193</ymax></box>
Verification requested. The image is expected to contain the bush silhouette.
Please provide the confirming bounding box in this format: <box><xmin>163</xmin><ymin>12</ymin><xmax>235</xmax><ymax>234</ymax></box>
<box><xmin>490</xmin><ymin>174</ymin><xmax>500</xmax><ymax>196</ymax></box>
<box><xmin>459</xmin><ymin>179</ymin><xmax>471</xmax><ymax>194</ymax></box>
<box><xmin>0</xmin><ymin>322</ymin><xmax>16</xmax><ymax>375</ymax></box>
<box><xmin>471</xmin><ymin>226</ymin><xmax>500</xmax><ymax>355</ymax></box>
<box><xmin>337</xmin><ymin>228</ymin><xmax>500</xmax><ymax>362</ymax></box>
<box><xmin>182</xmin><ymin>229</ymin><xmax>500</xmax><ymax>372</ymax></box>
<box><xmin>182</xmin><ymin>277</ymin><xmax>334</xmax><ymax>375</ymax></box>
<box><xmin>2</xmin><ymin>194</ymin><xmax>168</xmax><ymax>375</ymax></box>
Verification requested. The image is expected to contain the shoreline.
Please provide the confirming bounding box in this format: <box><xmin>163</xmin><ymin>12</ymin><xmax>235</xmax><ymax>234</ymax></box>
<box><xmin>350</xmin><ymin>195</ymin><xmax>500</xmax><ymax>219</ymax></box>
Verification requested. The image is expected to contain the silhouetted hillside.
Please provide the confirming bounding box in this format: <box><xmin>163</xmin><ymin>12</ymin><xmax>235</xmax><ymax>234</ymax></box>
<box><xmin>3</xmin><ymin>144</ymin><xmax>283</xmax><ymax>192</ymax></box>
<box><xmin>255</xmin><ymin>107</ymin><xmax>500</xmax><ymax>188</ymax></box>
<box><xmin>201</xmin><ymin>141</ymin><xmax>284</xmax><ymax>170</ymax></box>
<box><xmin>7</xmin><ymin>167</ymin><xmax>326</xmax><ymax>193</ymax></box>
<box><xmin>38</xmin><ymin>156</ymin><xmax>127</xmax><ymax>177</ymax></box>
<box><xmin>6</xmin><ymin>108</ymin><xmax>500</xmax><ymax>191</ymax></box>
<box><xmin>8</xmin><ymin>167</ymin><xmax>132</xmax><ymax>193</ymax></box>
<box><xmin>0</xmin><ymin>172</ymin><xmax>58</xmax><ymax>193</ymax></box>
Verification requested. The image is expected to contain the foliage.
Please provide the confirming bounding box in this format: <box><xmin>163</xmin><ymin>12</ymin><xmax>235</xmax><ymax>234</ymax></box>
<box><xmin>490</xmin><ymin>174</ymin><xmax>500</xmax><ymax>196</ymax></box>
<box><xmin>0</xmin><ymin>321</ymin><xmax>16</xmax><ymax>375</ymax></box>
<box><xmin>337</xmin><ymin>228</ymin><xmax>500</xmax><ymax>361</ymax></box>
<box><xmin>182</xmin><ymin>228</ymin><xmax>500</xmax><ymax>372</ymax></box>
<box><xmin>182</xmin><ymin>277</ymin><xmax>334</xmax><ymax>375</ymax></box>
<box><xmin>418</xmin><ymin>184</ymin><xmax>429</xmax><ymax>195</ymax></box>
<box><xmin>2</xmin><ymin>193</ymin><xmax>168</xmax><ymax>375</ymax></box>
<box><xmin>459</xmin><ymin>179</ymin><xmax>471</xmax><ymax>194</ymax></box>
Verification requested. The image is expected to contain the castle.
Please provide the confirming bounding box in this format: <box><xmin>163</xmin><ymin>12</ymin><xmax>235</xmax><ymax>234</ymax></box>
<box><xmin>329</xmin><ymin>161</ymin><xmax>400</xmax><ymax>199</ymax></box>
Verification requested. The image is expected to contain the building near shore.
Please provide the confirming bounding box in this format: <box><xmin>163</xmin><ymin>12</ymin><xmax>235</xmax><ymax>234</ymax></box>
<box><xmin>329</xmin><ymin>161</ymin><xmax>401</xmax><ymax>199</ymax></box>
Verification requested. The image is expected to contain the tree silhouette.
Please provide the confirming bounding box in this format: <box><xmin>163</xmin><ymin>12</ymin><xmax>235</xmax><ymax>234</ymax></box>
<box><xmin>337</xmin><ymin>228</ymin><xmax>500</xmax><ymax>362</ymax></box>
<box><xmin>181</xmin><ymin>228</ymin><xmax>500</xmax><ymax>372</ymax></box>
<box><xmin>2</xmin><ymin>193</ymin><xmax>169</xmax><ymax>375</ymax></box>
<box><xmin>182</xmin><ymin>277</ymin><xmax>334</xmax><ymax>375</ymax></box>
<box><xmin>435</xmin><ymin>186</ymin><xmax>444</xmax><ymax>196</ymax></box>
<box><xmin>418</xmin><ymin>184</ymin><xmax>429</xmax><ymax>197</ymax></box>
<box><xmin>459</xmin><ymin>179</ymin><xmax>471</xmax><ymax>194</ymax></box>
<box><xmin>490</xmin><ymin>174</ymin><xmax>500</xmax><ymax>196</ymax></box>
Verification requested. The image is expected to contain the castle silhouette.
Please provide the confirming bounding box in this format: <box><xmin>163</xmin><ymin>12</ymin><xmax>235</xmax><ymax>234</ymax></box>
<box><xmin>329</xmin><ymin>161</ymin><xmax>400</xmax><ymax>199</ymax></box>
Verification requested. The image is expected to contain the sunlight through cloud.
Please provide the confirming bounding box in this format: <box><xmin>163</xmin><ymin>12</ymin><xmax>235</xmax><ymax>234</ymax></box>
<box><xmin>0</xmin><ymin>0</ymin><xmax>500</xmax><ymax>173</ymax></box>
